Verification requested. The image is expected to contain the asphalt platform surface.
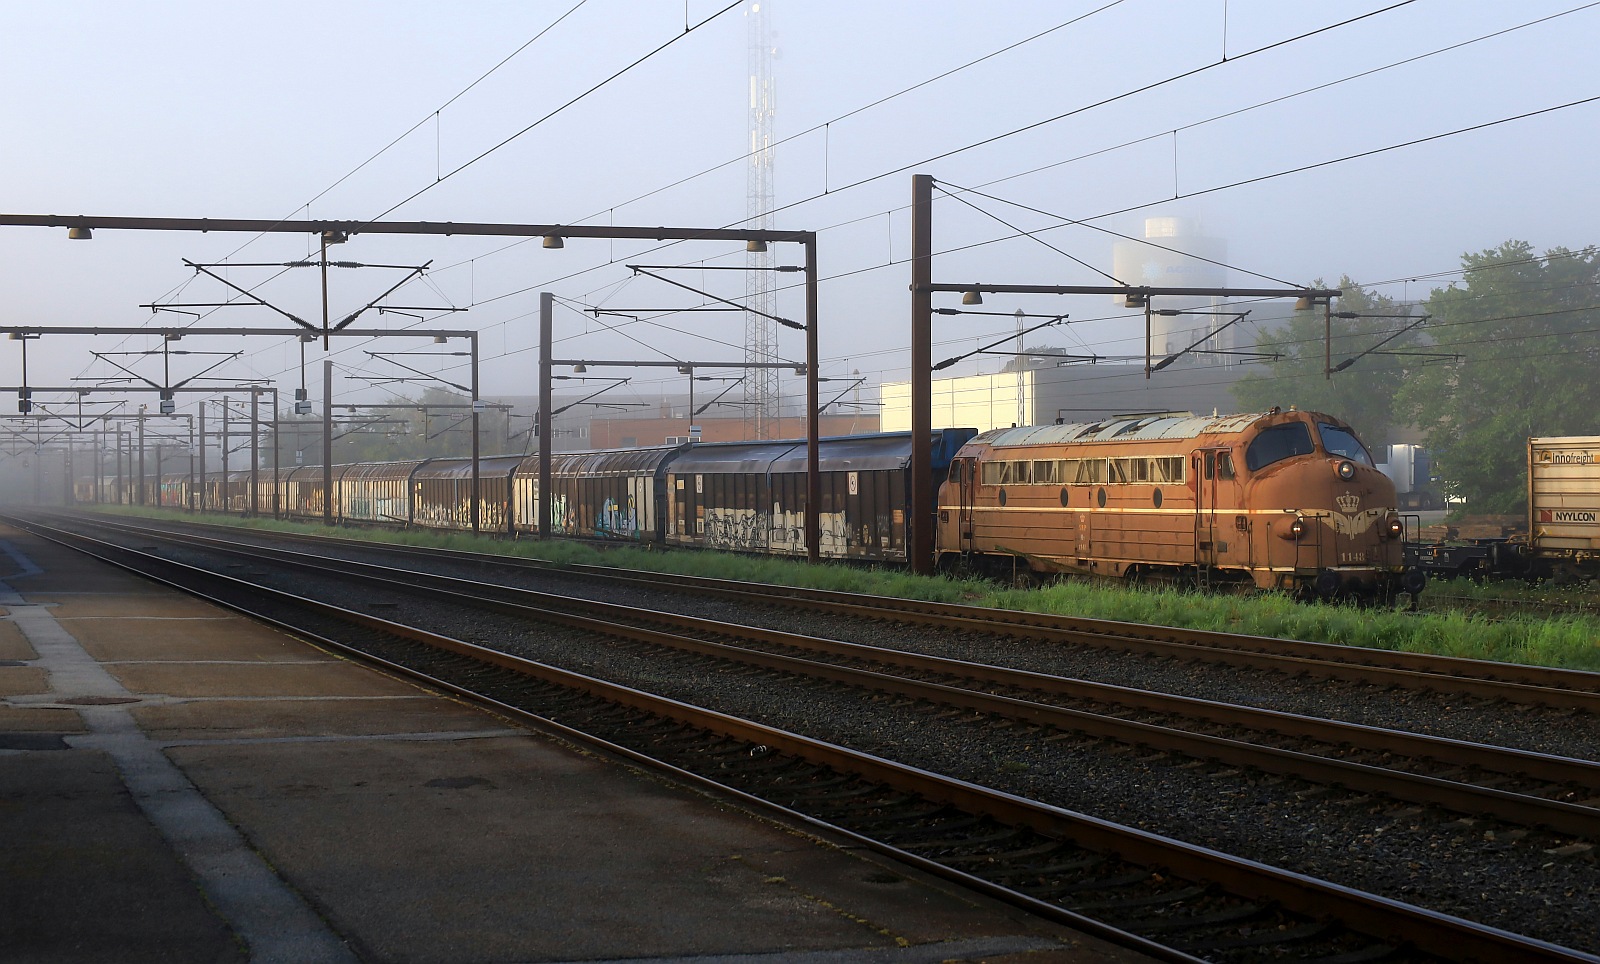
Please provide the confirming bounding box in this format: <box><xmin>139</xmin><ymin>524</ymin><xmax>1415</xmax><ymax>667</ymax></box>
<box><xmin>0</xmin><ymin>522</ymin><xmax>1154</xmax><ymax>964</ymax></box>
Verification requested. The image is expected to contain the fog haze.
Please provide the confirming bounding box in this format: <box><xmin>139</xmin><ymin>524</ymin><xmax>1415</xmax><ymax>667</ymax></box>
<box><xmin>1</xmin><ymin>0</ymin><xmax>1594</xmax><ymax>410</ymax></box>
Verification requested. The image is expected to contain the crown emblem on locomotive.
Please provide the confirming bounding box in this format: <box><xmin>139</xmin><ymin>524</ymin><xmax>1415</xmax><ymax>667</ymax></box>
<box><xmin>1336</xmin><ymin>492</ymin><xmax>1361</xmax><ymax>513</ymax></box>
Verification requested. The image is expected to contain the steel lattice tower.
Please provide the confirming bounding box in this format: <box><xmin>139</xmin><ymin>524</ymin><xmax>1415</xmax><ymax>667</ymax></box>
<box><xmin>744</xmin><ymin>1</ymin><xmax>777</xmax><ymax>439</ymax></box>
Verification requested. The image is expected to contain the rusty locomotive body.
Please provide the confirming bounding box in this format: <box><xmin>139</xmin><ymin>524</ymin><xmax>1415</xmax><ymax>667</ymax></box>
<box><xmin>935</xmin><ymin>409</ymin><xmax>1422</xmax><ymax>601</ymax></box>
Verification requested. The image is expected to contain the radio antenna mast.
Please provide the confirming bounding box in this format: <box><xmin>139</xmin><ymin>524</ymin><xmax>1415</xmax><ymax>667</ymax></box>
<box><xmin>744</xmin><ymin>0</ymin><xmax>777</xmax><ymax>439</ymax></box>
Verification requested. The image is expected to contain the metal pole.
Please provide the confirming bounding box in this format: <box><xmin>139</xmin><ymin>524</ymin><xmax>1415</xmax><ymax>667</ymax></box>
<box><xmin>93</xmin><ymin>425</ymin><xmax>101</xmax><ymax>504</ymax></box>
<box><xmin>116</xmin><ymin>429</ymin><xmax>124</xmax><ymax>504</ymax></box>
<box><xmin>322</xmin><ymin>359</ymin><xmax>333</xmax><ymax>526</ymax></box>
<box><xmin>804</xmin><ymin>236</ymin><xmax>821</xmax><ymax>565</ymax></box>
<box><xmin>187</xmin><ymin>416</ymin><xmax>195</xmax><ymax>512</ymax></box>
<box><xmin>272</xmin><ymin>391</ymin><xmax>281</xmax><ymax>519</ymax></box>
<box><xmin>539</xmin><ymin>292</ymin><xmax>553</xmax><ymax>540</ymax></box>
<box><xmin>197</xmin><ymin>403</ymin><xmax>207</xmax><ymax>511</ymax></box>
<box><xmin>320</xmin><ymin>233</ymin><xmax>331</xmax><ymax>352</ymax></box>
<box><xmin>1324</xmin><ymin>301</ymin><xmax>1333</xmax><ymax>380</ymax></box>
<box><xmin>223</xmin><ymin>397</ymin><xmax>233</xmax><ymax>512</ymax></box>
<box><xmin>154</xmin><ymin>444</ymin><xmax>162</xmax><ymax>507</ymax></box>
<box><xmin>470</xmin><ymin>331</ymin><xmax>480</xmax><ymax>535</ymax></box>
<box><xmin>137</xmin><ymin>416</ymin><xmax>146</xmax><ymax>506</ymax></box>
<box><xmin>250</xmin><ymin>390</ymin><xmax>260</xmax><ymax>517</ymax></box>
<box><xmin>187</xmin><ymin>417</ymin><xmax>196</xmax><ymax>513</ymax></box>
<box><xmin>910</xmin><ymin>174</ymin><xmax>935</xmax><ymax>575</ymax></box>
<box><xmin>1144</xmin><ymin>301</ymin><xmax>1153</xmax><ymax>379</ymax></box>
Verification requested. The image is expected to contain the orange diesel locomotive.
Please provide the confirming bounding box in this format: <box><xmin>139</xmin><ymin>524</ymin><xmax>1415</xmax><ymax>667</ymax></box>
<box><xmin>936</xmin><ymin>408</ymin><xmax>1422</xmax><ymax>601</ymax></box>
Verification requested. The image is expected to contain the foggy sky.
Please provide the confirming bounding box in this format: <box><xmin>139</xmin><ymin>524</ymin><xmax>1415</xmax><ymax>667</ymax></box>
<box><xmin>1</xmin><ymin>0</ymin><xmax>1595</xmax><ymax>415</ymax></box>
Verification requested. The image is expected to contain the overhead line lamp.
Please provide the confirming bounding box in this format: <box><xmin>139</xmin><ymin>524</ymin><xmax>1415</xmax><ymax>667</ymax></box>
<box><xmin>542</xmin><ymin>235</ymin><xmax>564</xmax><ymax>249</ymax></box>
<box><xmin>67</xmin><ymin>227</ymin><xmax>92</xmax><ymax>240</ymax></box>
<box><xmin>960</xmin><ymin>290</ymin><xmax>983</xmax><ymax>305</ymax></box>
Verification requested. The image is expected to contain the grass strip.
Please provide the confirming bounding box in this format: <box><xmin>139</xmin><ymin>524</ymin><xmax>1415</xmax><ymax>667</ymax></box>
<box><xmin>83</xmin><ymin>505</ymin><xmax>1600</xmax><ymax>673</ymax></box>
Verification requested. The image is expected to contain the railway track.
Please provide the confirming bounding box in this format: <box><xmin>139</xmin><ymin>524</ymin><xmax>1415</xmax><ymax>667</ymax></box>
<box><xmin>1421</xmin><ymin>591</ymin><xmax>1600</xmax><ymax>622</ymax></box>
<box><xmin>60</xmin><ymin>511</ymin><xmax>1600</xmax><ymax>710</ymax></box>
<box><xmin>47</xmin><ymin>511</ymin><xmax>1600</xmax><ymax>839</ymax></box>
<box><xmin>11</xmin><ymin>511</ymin><xmax>1600</xmax><ymax>961</ymax></box>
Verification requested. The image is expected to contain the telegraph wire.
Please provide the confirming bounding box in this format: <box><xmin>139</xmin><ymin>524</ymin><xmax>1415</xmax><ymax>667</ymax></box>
<box><xmin>368</xmin><ymin>0</ymin><xmax>744</xmax><ymax>221</ymax></box>
<box><xmin>403</xmin><ymin>0</ymin><xmax>1433</xmax><ymax>296</ymax></box>
<box><xmin>932</xmin><ymin>184</ymin><xmax>1126</xmax><ymax>285</ymax></box>
<box><xmin>745</xmin><ymin>2</ymin><xmax>1421</xmax><ymax>229</ymax></box>
<box><xmin>67</xmin><ymin>3</ymin><xmax>1587</xmax><ymax>419</ymax></box>
<box><xmin>936</xmin><ymin>180</ymin><xmax>1300</xmax><ymax>287</ymax></box>
<box><xmin>576</xmin><ymin>1</ymin><xmax>1132</xmax><ymax>223</ymax></box>
<box><xmin>312</xmin><ymin>2</ymin><xmax>588</xmax><ymax>207</ymax></box>
<box><xmin>412</xmin><ymin>0</ymin><xmax>1531</xmax><ymax>324</ymax></box>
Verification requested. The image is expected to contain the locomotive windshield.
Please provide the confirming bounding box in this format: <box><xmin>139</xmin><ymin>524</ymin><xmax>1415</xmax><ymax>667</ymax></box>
<box><xmin>1316</xmin><ymin>422</ymin><xmax>1374</xmax><ymax>465</ymax></box>
<box><xmin>1245</xmin><ymin>422</ymin><xmax>1315</xmax><ymax>471</ymax></box>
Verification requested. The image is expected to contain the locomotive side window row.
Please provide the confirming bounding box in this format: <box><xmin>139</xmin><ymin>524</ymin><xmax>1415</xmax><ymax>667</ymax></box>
<box><xmin>980</xmin><ymin>456</ymin><xmax>1186</xmax><ymax>486</ymax></box>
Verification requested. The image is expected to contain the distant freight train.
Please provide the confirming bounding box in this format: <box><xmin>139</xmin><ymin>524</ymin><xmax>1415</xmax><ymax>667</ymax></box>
<box><xmin>1409</xmin><ymin>435</ymin><xmax>1600</xmax><ymax>582</ymax></box>
<box><xmin>95</xmin><ymin>409</ymin><xmax>1421</xmax><ymax>601</ymax></box>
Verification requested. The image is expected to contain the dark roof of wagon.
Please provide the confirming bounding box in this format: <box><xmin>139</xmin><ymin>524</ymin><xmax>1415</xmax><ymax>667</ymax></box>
<box><xmin>974</xmin><ymin>411</ymin><xmax>1267</xmax><ymax>448</ymax></box>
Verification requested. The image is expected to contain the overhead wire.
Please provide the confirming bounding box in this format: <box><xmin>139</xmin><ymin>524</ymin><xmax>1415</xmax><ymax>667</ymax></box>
<box><xmin>368</xmin><ymin>0</ymin><xmax>745</xmax><ymax>221</ymax></box>
<box><xmin>74</xmin><ymin>2</ymin><xmax>1588</xmax><ymax>422</ymax></box>
<box><xmin>405</xmin><ymin>0</ymin><xmax>1556</xmax><ymax>325</ymax></box>
<box><xmin>355</xmin><ymin>0</ymin><xmax>1442</xmax><ymax>305</ymax></box>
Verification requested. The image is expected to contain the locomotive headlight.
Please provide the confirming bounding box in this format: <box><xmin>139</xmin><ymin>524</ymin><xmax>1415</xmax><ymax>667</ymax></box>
<box><xmin>1385</xmin><ymin>515</ymin><xmax>1404</xmax><ymax>540</ymax></box>
<box><xmin>1335</xmin><ymin>460</ymin><xmax>1356</xmax><ymax>480</ymax></box>
<box><xmin>1290</xmin><ymin>516</ymin><xmax>1306</xmax><ymax>539</ymax></box>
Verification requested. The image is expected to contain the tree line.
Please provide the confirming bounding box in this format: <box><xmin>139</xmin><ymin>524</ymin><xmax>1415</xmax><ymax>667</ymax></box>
<box><xmin>1231</xmin><ymin>241</ymin><xmax>1600</xmax><ymax>514</ymax></box>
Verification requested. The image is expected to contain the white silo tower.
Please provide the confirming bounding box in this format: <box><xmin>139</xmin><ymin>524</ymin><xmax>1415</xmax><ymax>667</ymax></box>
<box><xmin>1112</xmin><ymin>218</ymin><xmax>1232</xmax><ymax>364</ymax></box>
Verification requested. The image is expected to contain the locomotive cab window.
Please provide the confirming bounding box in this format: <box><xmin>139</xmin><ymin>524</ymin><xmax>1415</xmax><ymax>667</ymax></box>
<box><xmin>1201</xmin><ymin>451</ymin><xmax>1235</xmax><ymax>481</ymax></box>
<box><xmin>1316</xmin><ymin>423</ymin><xmax>1374</xmax><ymax>465</ymax></box>
<box><xmin>1245</xmin><ymin>422</ymin><xmax>1315</xmax><ymax>471</ymax></box>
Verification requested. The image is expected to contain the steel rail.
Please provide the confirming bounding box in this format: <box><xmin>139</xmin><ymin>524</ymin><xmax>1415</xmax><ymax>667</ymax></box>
<box><xmin>49</xmin><ymin>513</ymin><xmax>1600</xmax><ymax>838</ymax></box>
<box><xmin>15</xmin><ymin>517</ymin><xmax>1598</xmax><ymax>964</ymax></box>
<box><xmin>64</xmin><ymin>510</ymin><xmax>1600</xmax><ymax>704</ymax></box>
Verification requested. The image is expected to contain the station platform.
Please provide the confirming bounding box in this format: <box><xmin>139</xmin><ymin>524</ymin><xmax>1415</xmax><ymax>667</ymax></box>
<box><xmin>0</xmin><ymin>523</ymin><xmax>1151</xmax><ymax>964</ymax></box>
